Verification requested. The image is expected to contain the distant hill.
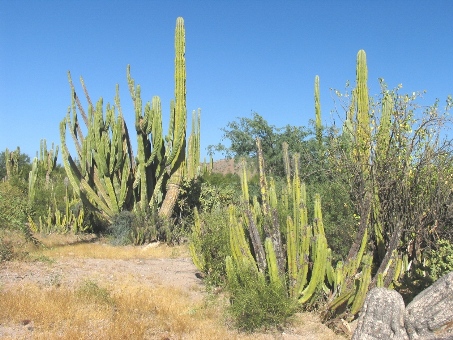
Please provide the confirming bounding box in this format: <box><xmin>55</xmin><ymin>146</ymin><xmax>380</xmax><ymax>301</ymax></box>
<box><xmin>211</xmin><ymin>159</ymin><xmax>240</xmax><ymax>175</ymax></box>
<box><xmin>211</xmin><ymin>158</ymin><xmax>257</xmax><ymax>176</ymax></box>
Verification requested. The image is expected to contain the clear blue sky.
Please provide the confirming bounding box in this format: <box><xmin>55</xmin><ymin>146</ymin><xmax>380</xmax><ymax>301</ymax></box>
<box><xmin>1</xmin><ymin>1</ymin><xmax>452</xmax><ymax>161</ymax></box>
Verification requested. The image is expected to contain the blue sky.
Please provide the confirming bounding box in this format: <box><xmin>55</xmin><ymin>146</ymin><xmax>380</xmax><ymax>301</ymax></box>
<box><xmin>1</xmin><ymin>1</ymin><xmax>452</xmax><ymax>161</ymax></box>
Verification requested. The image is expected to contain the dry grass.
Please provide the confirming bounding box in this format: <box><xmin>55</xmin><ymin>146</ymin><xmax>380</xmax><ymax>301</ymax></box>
<box><xmin>0</xmin><ymin>281</ymin><xmax>236</xmax><ymax>339</ymax></box>
<box><xmin>32</xmin><ymin>233</ymin><xmax>189</xmax><ymax>260</ymax></box>
<box><xmin>0</xmin><ymin>233</ymin><xmax>346</xmax><ymax>339</ymax></box>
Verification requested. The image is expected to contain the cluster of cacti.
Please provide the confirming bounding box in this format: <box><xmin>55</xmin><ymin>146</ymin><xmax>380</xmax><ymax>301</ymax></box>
<box><xmin>60</xmin><ymin>17</ymin><xmax>198</xmax><ymax>223</ymax></box>
<box><xmin>4</xmin><ymin>147</ymin><xmax>20</xmax><ymax>180</ymax></box>
<box><xmin>28</xmin><ymin>183</ymin><xmax>89</xmax><ymax>234</ymax></box>
<box><xmin>225</xmin><ymin>136</ymin><xmax>376</xmax><ymax>316</ymax></box>
<box><xmin>60</xmin><ymin>79</ymin><xmax>134</xmax><ymax>221</ymax></box>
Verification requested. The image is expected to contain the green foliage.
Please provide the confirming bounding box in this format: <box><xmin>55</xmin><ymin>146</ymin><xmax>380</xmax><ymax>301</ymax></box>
<box><xmin>76</xmin><ymin>280</ymin><xmax>113</xmax><ymax>305</ymax></box>
<box><xmin>427</xmin><ymin>239</ymin><xmax>453</xmax><ymax>281</ymax></box>
<box><xmin>0</xmin><ymin>238</ymin><xmax>14</xmax><ymax>262</ymax></box>
<box><xmin>209</xmin><ymin>112</ymin><xmax>311</xmax><ymax>177</ymax></box>
<box><xmin>226</xmin><ymin>259</ymin><xmax>295</xmax><ymax>332</ymax></box>
<box><xmin>108</xmin><ymin>209</ymin><xmax>170</xmax><ymax>245</ymax></box>
<box><xmin>0</xmin><ymin>180</ymin><xmax>29</xmax><ymax>230</ymax></box>
<box><xmin>0</xmin><ymin>148</ymin><xmax>31</xmax><ymax>181</ymax></box>
<box><xmin>189</xmin><ymin>207</ymin><xmax>230</xmax><ymax>287</ymax></box>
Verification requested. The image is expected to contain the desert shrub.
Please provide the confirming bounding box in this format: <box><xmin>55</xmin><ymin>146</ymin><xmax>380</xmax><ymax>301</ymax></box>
<box><xmin>76</xmin><ymin>280</ymin><xmax>113</xmax><ymax>305</ymax></box>
<box><xmin>0</xmin><ymin>180</ymin><xmax>29</xmax><ymax>230</ymax></box>
<box><xmin>108</xmin><ymin>211</ymin><xmax>135</xmax><ymax>245</ymax></box>
<box><xmin>227</xmin><ymin>262</ymin><xmax>295</xmax><ymax>332</ymax></box>
<box><xmin>0</xmin><ymin>238</ymin><xmax>14</xmax><ymax>262</ymax></box>
<box><xmin>190</xmin><ymin>207</ymin><xmax>230</xmax><ymax>287</ymax></box>
<box><xmin>108</xmin><ymin>209</ymin><xmax>171</xmax><ymax>245</ymax></box>
<box><xmin>427</xmin><ymin>239</ymin><xmax>453</xmax><ymax>281</ymax></box>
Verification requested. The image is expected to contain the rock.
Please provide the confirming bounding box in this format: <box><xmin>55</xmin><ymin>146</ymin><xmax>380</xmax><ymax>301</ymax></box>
<box><xmin>352</xmin><ymin>287</ymin><xmax>409</xmax><ymax>340</ymax></box>
<box><xmin>405</xmin><ymin>271</ymin><xmax>453</xmax><ymax>340</ymax></box>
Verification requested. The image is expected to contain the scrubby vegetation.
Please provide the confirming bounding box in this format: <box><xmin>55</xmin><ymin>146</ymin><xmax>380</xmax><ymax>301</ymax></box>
<box><xmin>2</xmin><ymin>16</ymin><xmax>453</xmax><ymax>336</ymax></box>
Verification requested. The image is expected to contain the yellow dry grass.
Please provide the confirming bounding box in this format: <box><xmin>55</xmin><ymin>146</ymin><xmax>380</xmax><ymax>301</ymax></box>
<box><xmin>33</xmin><ymin>233</ymin><xmax>189</xmax><ymax>259</ymax></box>
<box><xmin>0</xmin><ymin>233</ymin><xmax>346</xmax><ymax>339</ymax></box>
<box><xmin>0</xmin><ymin>281</ymin><xmax>236</xmax><ymax>339</ymax></box>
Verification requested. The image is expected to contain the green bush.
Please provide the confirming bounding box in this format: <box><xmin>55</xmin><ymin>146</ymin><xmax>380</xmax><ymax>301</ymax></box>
<box><xmin>427</xmin><ymin>239</ymin><xmax>453</xmax><ymax>281</ymax></box>
<box><xmin>190</xmin><ymin>207</ymin><xmax>230</xmax><ymax>287</ymax></box>
<box><xmin>227</xmin><ymin>262</ymin><xmax>295</xmax><ymax>332</ymax></box>
<box><xmin>108</xmin><ymin>209</ymin><xmax>171</xmax><ymax>245</ymax></box>
<box><xmin>0</xmin><ymin>181</ymin><xmax>29</xmax><ymax>230</ymax></box>
<box><xmin>0</xmin><ymin>238</ymin><xmax>14</xmax><ymax>262</ymax></box>
<box><xmin>76</xmin><ymin>280</ymin><xmax>113</xmax><ymax>305</ymax></box>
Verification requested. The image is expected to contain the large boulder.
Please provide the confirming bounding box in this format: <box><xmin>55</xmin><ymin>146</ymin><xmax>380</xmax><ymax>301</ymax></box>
<box><xmin>405</xmin><ymin>271</ymin><xmax>453</xmax><ymax>340</ymax></box>
<box><xmin>352</xmin><ymin>287</ymin><xmax>408</xmax><ymax>340</ymax></box>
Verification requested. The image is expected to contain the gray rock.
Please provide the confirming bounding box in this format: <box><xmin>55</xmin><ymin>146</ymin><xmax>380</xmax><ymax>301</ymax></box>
<box><xmin>405</xmin><ymin>271</ymin><xmax>453</xmax><ymax>340</ymax></box>
<box><xmin>352</xmin><ymin>287</ymin><xmax>409</xmax><ymax>340</ymax></box>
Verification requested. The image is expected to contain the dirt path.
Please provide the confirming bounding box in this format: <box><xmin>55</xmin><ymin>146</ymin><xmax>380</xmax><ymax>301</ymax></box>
<box><xmin>0</xmin><ymin>257</ymin><xmax>205</xmax><ymax>301</ymax></box>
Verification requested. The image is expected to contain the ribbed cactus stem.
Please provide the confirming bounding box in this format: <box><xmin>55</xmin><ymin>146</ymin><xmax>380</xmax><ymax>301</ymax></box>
<box><xmin>350</xmin><ymin>254</ymin><xmax>373</xmax><ymax>315</ymax></box>
<box><xmin>314</xmin><ymin>75</ymin><xmax>322</xmax><ymax>146</ymax></box>
<box><xmin>265</xmin><ymin>237</ymin><xmax>284</xmax><ymax>289</ymax></box>
<box><xmin>282</xmin><ymin>142</ymin><xmax>291</xmax><ymax>188</ymax></box>
<box><xmin>355</xmin><ymin>49</ymin><xmax>371</xmax><ymax>171</ymax></box>
<box><xmin>28</xmin><ymin>157</ymin><xmax>38</xmax><ymax>205</ymax></box>
<box><xmin>286</xmin><ymin>216</ymin><xmax>298</xmax><ymax>297</ymax></box>
<box><xmin>159</xmin><ymin>17</ymin><xmax>187</xmax><ymax>219</ymax></box>
<box><xmin>256</xmin><ymin>137</ymin><xmax>269</xmax><ymax>216</ymax></box>
<box><xmin>240</xmin><ymin>158</ymin><xmax>249</xmax><ymax>203</ymax></box>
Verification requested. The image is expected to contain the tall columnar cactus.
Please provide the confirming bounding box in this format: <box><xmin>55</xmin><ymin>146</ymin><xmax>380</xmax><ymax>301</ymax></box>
<box><xmin>38</xmin><ymin>139</ymin><xmax>59</xmax><ymax>187</ymax></box>
<box><xmin>61</xmin><ymin>17</ymin><xmax>194</xmax><ymax>221</ymax></box>
<box><xmin>4</xmin><ymin>147</ymin><xmax>20</xmax><ymax>179</ymax></box>
<box><xmin>187</xmin><ymin>109</ymin><xmax>201</xmax><ymax>180</ymax></box>
<box><xmin>314</xmin><ymin>75</ymin><xmax>322</xmax><ymax>146</ymax></box>
<box><xmin>373</xmin><ymin>93</ymin><xmax>393</xmax><ymax>261</ymax></box>
<box><xmin>355</xmin><ymin>49</ymin><xmax>371</xmax><ymax>170</ymax></box>
<box><xmin>158</xmin><ymin>17</ymin><xmax>187</xmax><ymax>219</ymax></box>
<box><xmin>28</xmin><ymin>157</ymin><xmax>38</xmax><ymax>205</ymax></box>
<box><xmin>128</xmin><ymin>69</ymin><xmax>165</xmax><ymax>212</ymax></box>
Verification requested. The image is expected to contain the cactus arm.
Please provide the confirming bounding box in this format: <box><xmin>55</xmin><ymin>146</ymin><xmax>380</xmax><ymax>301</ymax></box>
<box><xmin>350</xmin><ymin>254</ymin><xmax>373</xmax><ymax>315</ymax></box>
<box><xmin>265</xmin><ymin>237</ymin><xmax>284</xmax><ymax>289</ymax></box>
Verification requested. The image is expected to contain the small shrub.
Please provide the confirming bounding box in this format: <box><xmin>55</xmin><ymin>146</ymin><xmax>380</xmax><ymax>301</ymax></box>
<box><xmin>76</xmin><ymin>280</ymin><xmax>113</xmax><ymax>305</ymax></box>
<box><xmin>189</xmin><ymin>208</ymin><xmax>230</xmax><ymax>287</ymax></box>
<box><xmin>108</xmin><ymin>209</ymin><xmax>172</xmax><ymax>245</ymax></box>
<box><xmin>108</xmin><ymin>211</ymin><xmax>135</xmax><ymax>245</ymax></box>
<box><xmin>227</xmin><ymin>262</ymin><xmax>295</xmax><ymax>332</ymax></box>
<box><xmin>0</xmin><ymin>238</ymin><xmax>14</xmax><ymax>262</ymax></box>
<box><xmin>428</xmin><ymin>239</ymin><xmax>453</xmax><ymax>281</ymax></box>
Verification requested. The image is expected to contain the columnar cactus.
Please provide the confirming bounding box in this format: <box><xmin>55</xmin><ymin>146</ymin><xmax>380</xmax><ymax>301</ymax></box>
<box><xmin>355</xmin><ymin>49</ymin><xmax>371</xmax><ymax>170</ymax></box>
<box><xmin>159</xmin><ymin>17</ymin><xmax>187</xmax><ymax>219</ymax></box>
<box><xmin>315</xmin><ymin>75</ymin><xmax>322</xmax><ymax>146</ymax></box>
<box><xmin>38</xmin><ymin>139</ymin><xmax>59</xmax><ymax>187</ymax></box>
<box><xmin>187</xmin><ymin>109</ymin><xmax>201</xmax><ymax>180</ymax></box>
<box><xmin>60</xmin><ymin>78</ymin><xmax>135</xmax><ymax>221</ymax></box>
<box><xmin>61</xmin><ymin>17</ymin><xmax>193</xmax><ymax>221</ymax></box>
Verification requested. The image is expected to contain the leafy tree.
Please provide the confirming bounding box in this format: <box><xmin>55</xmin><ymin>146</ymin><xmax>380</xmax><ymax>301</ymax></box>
<box><xmin>209</xmin><ymin>112</ymin><xmax>311</xmax><ymax>177</ymax></box>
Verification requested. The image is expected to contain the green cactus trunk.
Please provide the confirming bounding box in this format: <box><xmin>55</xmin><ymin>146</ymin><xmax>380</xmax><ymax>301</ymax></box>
<box><xmin>314</xmin><ymin>75</ymin><xmax>322</xmax><ymax>146</ymax></box>
<box><xmin>159</xmin><ymin>17</ymin><xmax>187</xmax><ymax>219</ymax></box>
